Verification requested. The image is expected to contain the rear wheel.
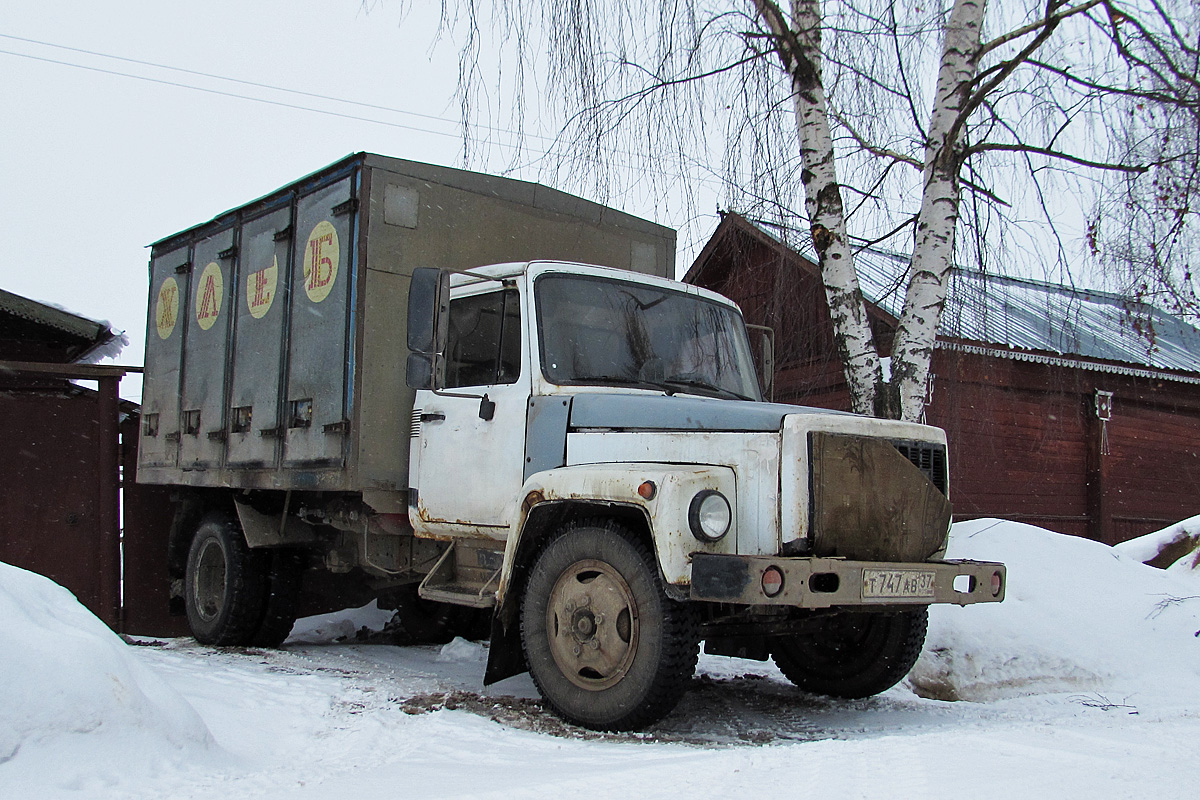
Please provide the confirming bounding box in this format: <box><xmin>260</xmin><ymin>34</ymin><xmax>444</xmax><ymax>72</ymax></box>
<box><xmin>184</xmin><ymin>512</ymin><xmax>272</xmax><ymax>646</ymax></box>
<box><xmin>770</xmin><ymin>607</ymin><xmax>928</xmax><ymax>699</ymax></box>
<box><xmin>250</xmin><ymin>549</ymin><xmax>304</xmax><ymax>647</ymax></box>
<box><xmin>521</xmin><ymin>520</ymin><xmax>698</xmax><ymax>731</ymax></box>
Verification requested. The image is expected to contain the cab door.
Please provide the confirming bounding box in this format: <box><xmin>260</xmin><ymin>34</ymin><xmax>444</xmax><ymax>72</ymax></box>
<box><xmin>410</xmin><ymin>286</ymin><xmax>528</xmax><ymax>536</ymax></box>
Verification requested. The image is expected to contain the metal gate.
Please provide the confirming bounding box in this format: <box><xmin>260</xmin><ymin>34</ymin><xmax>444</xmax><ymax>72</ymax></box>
<box><xmin>0</xmin><ymin>362</ymin><xmax>183</xmax><ymax>636</ymax></box>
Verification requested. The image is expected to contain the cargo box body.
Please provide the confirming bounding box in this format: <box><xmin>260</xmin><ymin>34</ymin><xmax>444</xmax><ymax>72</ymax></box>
<box><xmin>137</xmin><ymin>153</ymin><xmax>675</xmax><ymax>511</ymax></box>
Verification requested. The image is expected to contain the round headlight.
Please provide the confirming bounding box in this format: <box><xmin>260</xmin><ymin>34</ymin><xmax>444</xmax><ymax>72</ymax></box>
<box><xmin>689</xmin><ymin>490</ymin><xmax>731</xmax><ymax>542</ymax></box>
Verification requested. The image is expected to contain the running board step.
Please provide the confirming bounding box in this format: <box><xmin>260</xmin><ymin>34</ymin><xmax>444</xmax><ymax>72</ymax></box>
<box><xmin>419</xmin><ymin>583</ymin><xmax>497</xmax><ymax>608</ymax></box>
<box><xmin>417</xmin><ymin>539</ymin><xmax>502</xmax><ymax>608</ymax></box>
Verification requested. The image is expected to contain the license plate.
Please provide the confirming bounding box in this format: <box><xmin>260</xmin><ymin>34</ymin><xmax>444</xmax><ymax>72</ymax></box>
<box><xmin>862</xmin><ymin>569</ymin><xmax>935</xmax><ymax>600</ymax></box>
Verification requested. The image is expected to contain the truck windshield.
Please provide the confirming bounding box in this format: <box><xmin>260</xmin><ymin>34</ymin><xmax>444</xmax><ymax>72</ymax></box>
<box><xmin>535</xmin><ymin>273</ymin><xmax>762</xmax><ymax>401</ymax></box>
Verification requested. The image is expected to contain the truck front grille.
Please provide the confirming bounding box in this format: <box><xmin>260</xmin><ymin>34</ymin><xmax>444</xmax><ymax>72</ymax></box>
<box><xmin>894</xmin><ymin>442</ymin><xmax>947</xmax><ymax>495</ymax></box>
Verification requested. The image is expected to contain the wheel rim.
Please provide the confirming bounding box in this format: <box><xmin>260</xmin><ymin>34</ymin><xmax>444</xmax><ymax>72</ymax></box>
<box><xmin>193</xmin><ymin>538</ymin><xmax>227</xmax><ymax>623</ymax></box>
<box><xmin>545</xmin><ymin>558</ymin><xmax>640</xmax><ymax>691</ymax></box>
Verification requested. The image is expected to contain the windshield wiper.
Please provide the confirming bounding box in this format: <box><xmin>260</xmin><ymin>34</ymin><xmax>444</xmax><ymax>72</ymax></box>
<box><xmin>574</xmin><ymin>374</ymin><xmax>666</xmax><ymax>392</ymax></box>
<box><xmin>660</xmin><ymin>378</ymin><xmax>754</xmax><ymax>402</ymax></box>
<box><xmin>571</xmin><ymin>373</ymin><xmax>754</xmax><ymax>402</ymax></box>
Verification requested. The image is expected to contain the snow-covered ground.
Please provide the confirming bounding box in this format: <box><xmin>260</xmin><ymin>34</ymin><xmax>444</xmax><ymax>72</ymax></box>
<box><xmin>3</xmin><ymin>519</ymin><xmax>1199</xmax><ymax>800</ymax></box>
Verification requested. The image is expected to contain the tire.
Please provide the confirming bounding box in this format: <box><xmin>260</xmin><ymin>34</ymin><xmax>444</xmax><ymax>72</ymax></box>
<box><xmin>250</xmin><ymin>549</ymin><xmax>304</xmax><ymax>647</ymax></box>
<box><xmin>770</xmin><ymin>607</ymin><xmax>929</xmax><ymax>699</ymax></box>
<box><xmin>521</xmin><ymin>519</ymin><xmax>698</xmax><ymax>731</ymax></box>
<box><xmin>184</xmin><ymin>512</ymin><xmax>271</xmax><ymax>646</ymax></box>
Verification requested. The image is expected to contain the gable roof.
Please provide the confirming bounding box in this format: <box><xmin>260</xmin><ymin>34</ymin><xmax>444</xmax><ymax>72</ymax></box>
<box><xmin>689</xmin><ymin>214</ymin><xmax>1200</xmax><ymax>380</ymax></box>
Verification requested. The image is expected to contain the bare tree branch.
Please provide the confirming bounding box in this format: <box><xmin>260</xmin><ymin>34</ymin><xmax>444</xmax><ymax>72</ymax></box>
<box><xmin>832</xmin><ymin>107</ymin><xmax>922</xmax><ymax>169</ymax></box>
<box><xmin>967</xmin><ymin>142</ymin><xmax>1151</xmax><ymax>172</ymax></box>
<box><xmin>979</xmin><ymin>0</ymin><xmax>1107</xmax><ymax>58</ymax></box>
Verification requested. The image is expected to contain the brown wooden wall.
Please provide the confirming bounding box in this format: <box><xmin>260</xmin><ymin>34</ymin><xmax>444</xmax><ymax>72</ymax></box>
<box><xmin>1</xmin><ymin>377</ymin><xmax>121</xmax><ymax>626</ymax></box>
<box><xmin>121</xmin><ymin>415</ymin><xmax>190</xmax><ymax>637</ymax></box>
<box><xmin>688</xmin><ymin>217</ymin><xmax>1200</xmax><ymax>545</ymax></box>
<box><xmin>924</xmin><ymin>351</ymin><xmax>1089</xmax><ymax>538</ymax></box>
<box><xmin>0</xmin><ymin>373</ymin><xmax>182</xmax><ymax>635</ymax></box>
<box><xmin>929</xmin><ymin>351</ymin><xmax>1200</xmax><ymax>543</ymax></box>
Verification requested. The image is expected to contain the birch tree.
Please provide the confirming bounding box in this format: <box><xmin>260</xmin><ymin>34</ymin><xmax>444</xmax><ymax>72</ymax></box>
<box><xmin>433</xmin><ymin>0</ymin><xmax>1198</xmax><ymax>420</ymax></box>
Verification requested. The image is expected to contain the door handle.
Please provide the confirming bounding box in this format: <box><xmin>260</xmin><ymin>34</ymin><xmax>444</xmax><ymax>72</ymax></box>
<box><xmin>420</xmin><ymin>412</ymin><xmax>446</xmax><ymax>423</ymax></box>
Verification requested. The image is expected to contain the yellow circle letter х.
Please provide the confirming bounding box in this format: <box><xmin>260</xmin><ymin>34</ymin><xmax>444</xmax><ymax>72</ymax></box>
<box><xmin>303</xmin><ymin>220</ymin><xmax>340</xmax><ymax>303</ymax></box>
<box><xmin>155</xmin><ymin>276</ymin><xmax>180</xmax><ymax>340</ymax></box>
<box><xmin>195</xmin><ymin>262</ymin><xmax>224</xmax><ymax>331</ymax></box>
<box><xmin>246</xmin><ymin>255</ymin><xmax>279</xmax><ymax>319</ymax></box>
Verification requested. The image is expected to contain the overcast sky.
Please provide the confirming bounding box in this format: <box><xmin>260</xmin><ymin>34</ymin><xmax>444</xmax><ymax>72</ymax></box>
<box><xmin>3</xmin><ymin>1</ymin><xmax>1119</xmax><ymax>405</ymax></box>
<box><xmin>3</xmin><ymin>1</ymin><xmax>715</xmax><ymax>401</ymax></box>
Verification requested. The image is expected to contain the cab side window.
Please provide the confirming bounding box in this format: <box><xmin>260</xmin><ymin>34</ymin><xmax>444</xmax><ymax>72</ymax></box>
<box><xmin>445</xmin><ymin>289</ymin><xmax>521</xmax><ymax>388</ymax></box>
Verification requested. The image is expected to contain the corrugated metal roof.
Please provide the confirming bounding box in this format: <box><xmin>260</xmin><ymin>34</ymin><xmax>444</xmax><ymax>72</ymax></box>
<box><xmin>847</xmin><ymin>247</ymin><xmax>1200</xmax><ymax>374</ymax></box>
<box><xmin>732</xmin><ymin>214</ymin><xmax>1200</xmax><ymax>377</ymax></box>
<box><xmin>0</xmin><ymin>288</ymin><xmax>119</xmax><ymax>364</ymax></box>
<box><xmin>0</xmin><ymin>288</ymin><xmax>109</xmax><ymax>341</ymax></box>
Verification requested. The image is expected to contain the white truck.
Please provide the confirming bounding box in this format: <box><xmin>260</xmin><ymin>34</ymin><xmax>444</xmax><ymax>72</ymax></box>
<box><xmin>139</xmin><ymin>153</ymin><xmax>1004</xmax><ymax>731</ymax></box>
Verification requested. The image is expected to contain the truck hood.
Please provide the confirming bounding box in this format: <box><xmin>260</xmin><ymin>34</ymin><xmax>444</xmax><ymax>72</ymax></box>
<box><xmin>568</xmin><ymin>392</ymin><xmax>852</xmax><ymax>433</ymax></box>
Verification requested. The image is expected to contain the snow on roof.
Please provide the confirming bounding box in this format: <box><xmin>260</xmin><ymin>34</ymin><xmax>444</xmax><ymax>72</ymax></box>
<box><xmin>0</xmin><ymin>287</ymin><xmax>110</xmax><ymax>341</ymax></box>
<box><xmin>0</xmin><ymin>287</ymin><xmax>126</xmax><ymax>363</ymax></box>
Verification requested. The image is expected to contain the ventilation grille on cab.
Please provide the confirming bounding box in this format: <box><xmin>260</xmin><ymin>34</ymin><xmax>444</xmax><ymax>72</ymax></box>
<box><xmin>893</xmin><ymin>442</ymin><xmax>948</xmax><ymax>495</ymax></box>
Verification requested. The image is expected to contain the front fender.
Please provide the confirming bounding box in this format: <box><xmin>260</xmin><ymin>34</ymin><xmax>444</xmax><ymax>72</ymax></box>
<box><xmin>497</xmin><ymin>463</ymin><xmax>738</xmax><ymax>604</ymax></box>
<box><xmin>483</xmin><ymin>462</ymin><xmax>737</xmax><ymax>686</ymax></box>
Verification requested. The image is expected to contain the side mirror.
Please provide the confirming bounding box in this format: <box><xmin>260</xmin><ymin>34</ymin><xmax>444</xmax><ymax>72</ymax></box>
<box><xmin>746</xmin><ymin>323</ymin><xmax>775</xmax><ymax>402</ymax></box>
<box><xmin>407</xmin><ymin>267</ymin><xmax>450</xmax><ymax>390</ymax></box>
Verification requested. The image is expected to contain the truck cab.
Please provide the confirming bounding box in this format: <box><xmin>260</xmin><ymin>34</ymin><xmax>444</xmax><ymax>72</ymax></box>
<box><xmin>409</xmin><ymin>260</ymin><xmax>760</xmax><ymax>538</ymax></box>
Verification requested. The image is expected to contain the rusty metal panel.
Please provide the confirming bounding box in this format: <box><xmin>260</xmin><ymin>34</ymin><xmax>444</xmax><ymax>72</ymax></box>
<box><xmin>139</xmin><ymin>245</ymin><xmax>190</xmax><ymax>469</ymax></box>
<box><xmin>284</xmin><ymin>176</ymin><xmax>356</xmax><ymax>465</ymax></box>
<box><xmin>227</xmin><ymin>206</ymin><xmax>292</xmax><ymax>466</ymax></box>
<box><xmin>810</xmin><ymin>432</ymin><xmax>952</xmax><ymax>562</ymax></box>
<box><xmin>179</xmin><ymin>229</ymin><xmax>236</xmax><ymax>468</ymax></box>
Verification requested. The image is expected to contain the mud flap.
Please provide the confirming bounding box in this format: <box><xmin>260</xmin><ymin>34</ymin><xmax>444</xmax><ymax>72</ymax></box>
<box><xmin>483</xmin><ymin>602</ymin><xmax>527</xmax><ymax>685</ymax></box>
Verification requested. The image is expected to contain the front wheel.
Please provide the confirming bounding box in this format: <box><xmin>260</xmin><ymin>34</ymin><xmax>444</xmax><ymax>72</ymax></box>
<box><xmin>521</xmin><ymin>520</ymin><xmax>698</xmax><ymax>731</ymax></box>
<box><xmin>770</xmin><ymin>607</ymin><xmax>928</xmax><ymax>699</ymax></box>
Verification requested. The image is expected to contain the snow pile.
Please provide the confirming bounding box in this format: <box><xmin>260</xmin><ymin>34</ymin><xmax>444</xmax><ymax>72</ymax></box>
<box><xmin>0</xmin><ymin>562</ymin><xmax>212</xmax><ymax>781</ymax></box>
<box><xmin>910</xmin><ymin>519</ymin><xmax>1200</xmax><ymax>702</ymax></box>
<box><xmin>1114</xmin><ymin>514</ymin><xmax>1200</xmax><ymax>574</ymax></box>
<box><xmin>435</xmin><ymin>636</ymin><xmax>487</xmax><ymax>663</ymax></box>
<box><xmin>286</xmin><ymin>600</ymin><xmax>396</xmax><ymax>644</ymax></box>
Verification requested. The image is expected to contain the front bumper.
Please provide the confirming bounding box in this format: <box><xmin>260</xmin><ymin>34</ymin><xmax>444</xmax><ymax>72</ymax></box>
<box><xmin>690</xmin><ymin>553</ymin><xmax>1005</xmax><ymax>608</ymax></box>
